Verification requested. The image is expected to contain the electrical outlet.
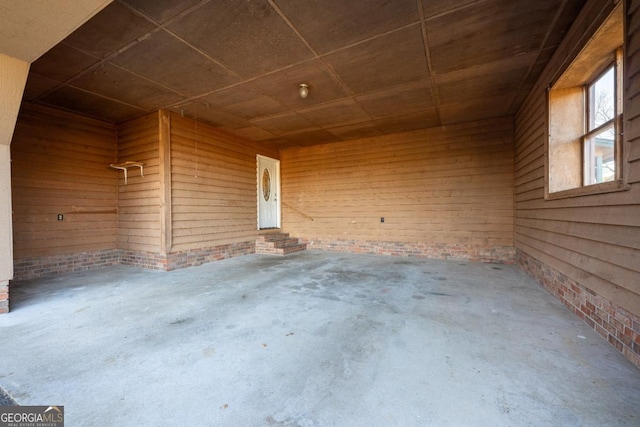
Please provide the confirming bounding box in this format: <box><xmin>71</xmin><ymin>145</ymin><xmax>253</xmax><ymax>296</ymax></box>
<box><xmin>57</xmin><ymin>214</ymin><xmax>64</xmax><ymax>221</ymax></box>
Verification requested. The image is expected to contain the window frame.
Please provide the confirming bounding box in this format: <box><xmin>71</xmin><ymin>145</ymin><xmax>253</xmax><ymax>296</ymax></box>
<box><xmin>582</xmin><ymin>57</ymin><xmax>620</xmax><ymax>187</ymax></box>
<box><xmin>545</xmin><ymin>3</ymin><xmax>629</xmax><ymax>201</ymax></box>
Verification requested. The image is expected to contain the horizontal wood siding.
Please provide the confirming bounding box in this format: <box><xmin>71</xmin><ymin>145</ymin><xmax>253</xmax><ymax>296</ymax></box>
<box><xmin>281</xmin><ymin>117</ymin><xmax>514</xmax><ymax>247</ymax></box>
<box><xmin>169</xmin><ymin>113</ymin><xmax>278</xmax><ymax>252</ymax></box>
<box><xmin>514</xmin><ymin>0</ymin><xmax>640</xmax><ymax>313</ymax></box>
<box><xmin>116</xmin><ymin>112</ymin><xmax>161</xmax><ymax>253</ymax></box>
<box><xmin>11</xmin><ymin>104</ymin><xmax>117</xmax><ymax>258</ymax></box>
<box><xmin>628</xmin><ymin>0</ymin><xmax>640</xmax><ymax>181</ymax></box>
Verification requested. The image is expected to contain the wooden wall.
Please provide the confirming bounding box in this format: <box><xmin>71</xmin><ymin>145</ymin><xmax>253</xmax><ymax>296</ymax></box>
<box><xmin>280</xmin><ymin>117</ymin><xmax>514</xmax><ymax>250</ymax></box>
<box><xmin>627</xmin><ymin>1</ymin><xmax>640</xmax><ymax>187</ymax></box>
<box><xmin>116</xmin><ymin>112</ymin><xmax>161</xmax><ymax>254</ymax></box>
<box><xmin>12</xmin><ymin>106</ymin><xmax>280</xmax><ymax>271</ymax></box>
<box><xmin>11</xmin><ymin>104</ymin><xmax>118</xmax><ymax>258</ymax></box>
<box><xmin>169</xmin><ymin>112</ymin><xmax>279</xmax><ymax>252</ymax></box>
<box><xmin>514</xmin><ymin>0</ymin><xmax>640</xmax><ymax>314</ymax></box>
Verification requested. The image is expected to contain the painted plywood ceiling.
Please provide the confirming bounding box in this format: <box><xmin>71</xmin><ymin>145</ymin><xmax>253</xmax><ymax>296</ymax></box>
<box><xmin>23</xmin><ymin>0</ymin><xmax>585</xmax><ymax>147</ymax></box>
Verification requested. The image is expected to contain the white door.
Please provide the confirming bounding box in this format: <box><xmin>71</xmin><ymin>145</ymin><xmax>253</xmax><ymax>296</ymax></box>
<box><xmin>257</xmin><ymin>155</ymin><xmax>280</xmax><ymax>229</ymax></box>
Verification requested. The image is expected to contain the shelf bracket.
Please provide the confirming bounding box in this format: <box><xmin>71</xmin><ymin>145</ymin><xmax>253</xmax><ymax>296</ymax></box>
<box><xmin>109</xmin><ymin>161</ymin><xmax>144</xmax><ymax>185</ymax></box>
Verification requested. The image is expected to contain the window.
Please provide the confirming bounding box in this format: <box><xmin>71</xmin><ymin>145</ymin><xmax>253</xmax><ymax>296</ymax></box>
<box><xmin>547</xmin><ymin>3</ymin><xmax>626</xmax><ymax>198</ymax></box>
<box><xmin>584</xmin><ymin>61</ymin><xmax>619</xmax><ymax>186</ymax></box>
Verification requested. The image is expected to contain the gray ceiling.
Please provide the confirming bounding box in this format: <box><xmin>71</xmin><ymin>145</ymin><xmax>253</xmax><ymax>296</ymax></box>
<box><xmin>23</xmin><ymin>0</ymin><xmax>585</xmax><ymax>148</ymax></box>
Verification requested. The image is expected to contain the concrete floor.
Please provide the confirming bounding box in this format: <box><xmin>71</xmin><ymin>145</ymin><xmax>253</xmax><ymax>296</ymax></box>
<box><xmin>1</xmin><ymin>251</ymin><xmax>639</xmax><ymax>426</ymax></box>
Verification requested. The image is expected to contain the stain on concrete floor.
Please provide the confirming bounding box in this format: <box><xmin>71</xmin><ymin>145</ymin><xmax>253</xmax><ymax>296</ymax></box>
<box><xmin>1</xmin><ymin>251</ymin><xmax>639</xmax><ymax>426</ymax></box>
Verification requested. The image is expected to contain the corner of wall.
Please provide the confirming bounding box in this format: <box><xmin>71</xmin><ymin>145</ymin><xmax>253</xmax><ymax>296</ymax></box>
<box><xmin>517</xmin><ymin>249</ymin><xmax>640</xmax><ymax>370</ymax></box>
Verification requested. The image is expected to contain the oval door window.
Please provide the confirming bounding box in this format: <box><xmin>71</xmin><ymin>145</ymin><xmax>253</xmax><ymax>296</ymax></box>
<box><xmin>262</xmin><ymin>168</ymin><xmax>271</xmax><ymax>201</ymax></box>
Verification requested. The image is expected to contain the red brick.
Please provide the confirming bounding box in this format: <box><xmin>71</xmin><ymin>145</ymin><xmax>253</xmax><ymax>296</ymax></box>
<box><xmin>633</xmin><ymin>320</ymin><xmax>640</xmax><ymax>335</ymax></box>
<box><xmin>630</xmin><ymin>329</ymin><xmax>640</xmax><ymax>345</ymax></box>
<box><xmin>619</xmin><ymin>333</ymin><xmax>633</xmax><ymax>349</ymax></box>
<box><xmin>584</xmin><ymin>316</ymin><xmax>595</xmax><ymax>329</ymax></box>
<box><xmin>610</xmin><ymin>317</ymin><xmax>624</xmax><ymax>332</ymax></box>
<box><xmin>608</xmin><ymin>335</ymin><xmax>624</xmax><ymax>352</ymax></box>
<box><xmin>595</xmin><ymin>307</ymin><xmax>608</xmax><ymax>321</ymax></box>
<box><xmin>622</xmin><ymin>348</ymin><xmax>640</xmax><ymax>370</ymax></box>
<box><xmin>592</xmin><ymin>313</ymin><xmax>604</xmax><ymax>326</ymax></box>
<box><xmin>595</xmin><ymin>324</ymin><xmax>608</xmax><ymax>339</ymax></box>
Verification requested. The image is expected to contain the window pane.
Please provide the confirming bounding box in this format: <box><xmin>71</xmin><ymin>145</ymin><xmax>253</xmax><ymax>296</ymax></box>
<box><xmin>584</xmin><ymin>126</ymin><xmax>615</xmax><ymax>185</ymax></box>
<box><xmin>589</xmin><ymin>67</ymin><xmax>615</xmax><ymax>130</ymax></box>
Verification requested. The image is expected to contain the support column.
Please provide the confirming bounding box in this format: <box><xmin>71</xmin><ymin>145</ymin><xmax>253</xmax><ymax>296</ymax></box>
<box><xmin>0</xmin><ymin>145</ymin><xmax>11</xmax><ymax>313</ymax></box>
<box><xmin>159</xmin><ymin>110</ymin><xmax>172</xmax><ymax>257</ymax></box>
<box><xmin>0</xmin><ymin>53</ymin><xmax>30</xmax><ymax>313</ymax></box>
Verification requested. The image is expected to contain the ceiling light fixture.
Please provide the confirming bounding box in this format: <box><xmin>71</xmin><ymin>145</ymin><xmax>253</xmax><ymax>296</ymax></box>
<box><xmin>299</xmin><ymin>83</ymin><xmax>309</xmax><ymax>99</ymax></box>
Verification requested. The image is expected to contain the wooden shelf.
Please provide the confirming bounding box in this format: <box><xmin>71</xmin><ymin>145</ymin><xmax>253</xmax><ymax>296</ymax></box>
<box><xmin>109</xmin><ymin>161</ymin><xmax>144</xmax><ymax>185</ymax></box>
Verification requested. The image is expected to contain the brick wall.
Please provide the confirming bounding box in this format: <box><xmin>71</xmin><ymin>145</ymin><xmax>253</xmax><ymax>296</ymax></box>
<box><xmin>120</xmin><ymin>242</ymin><xmax>256</xmax><ymax>270</ymax></box>
<box><xmin>0</xmin><ymin>281</ymin><xmax>8</xmax><ymax>314</ymax></box>
<box><xmin>304</xmin><ymin>238</ymin><xmax>516</xmax><ymax>263</ymax></box>
<box><xmin>13</xmin><ymin>249</ymin><xmax>122</xmax><ymax>281</ymax></box>
<box><xmin>118</xmin><ymin>251</ymin><xmax>169</xmax><ymax>271</ymax></box>
<box><xmin>12</xmin><ymin>242</ymin><xmax>256</xmax><ymax>281</ymax></box>
<box><xmin>164</xmin><ymin>242</ymin><xmax>255</xmax><ymax>270</ymax></box>
<box><xmin>518</xmin><ymin>250</ymin><xmax>640</xmax><ymax>369</ymax></box>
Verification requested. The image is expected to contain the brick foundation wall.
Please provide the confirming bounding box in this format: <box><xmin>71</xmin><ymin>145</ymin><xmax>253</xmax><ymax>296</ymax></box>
<box><xmin>0</xmin><ymin>281</ymin><xmax>8</xmax><ymax>314</ymax></box>
<box><xmin>164</xmin><ymin>242</ymin><xmax>255</xmax><ymax>270</ymax></box>
<box><xmin>13</xmin><ymin>249</ymin><xmax>122</xmax><ymax>281</ymax></box>
<box><xmin>517</xmin><ymin>250</ymin><xmax>640</xmax><ymax>369</ymax></box>
<box><xmin>119</xmin><ymin>250</ymin><xmax>168</xmax><ymax>270</ymax></box>
<box><xmin>6</xmin><ymin>242</ymin><xmax>255</xmax><ymax>314</ymax></box>
<box><xmin>303</xmin><ymin>238</ymin><xmax>516</xmax><ymax>263</ymax></box>
<box><xmin>93</xmin><ymin>241</ymin><xmax>255</xmax><ymax>271</ymax></box>
<box><xmin>13</xmin><ymin>242</ymin><xmax>255</xmax><ymax>281</ymax></box>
